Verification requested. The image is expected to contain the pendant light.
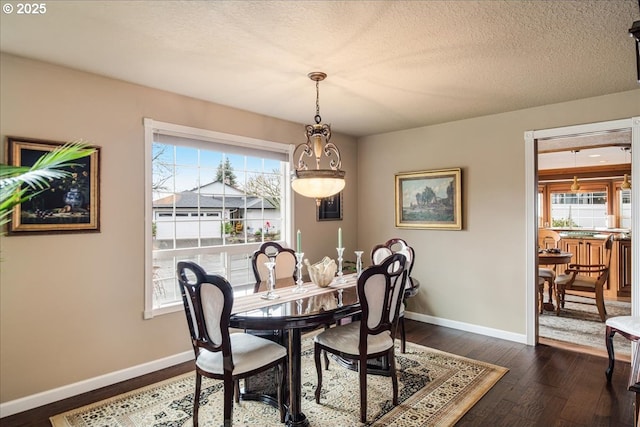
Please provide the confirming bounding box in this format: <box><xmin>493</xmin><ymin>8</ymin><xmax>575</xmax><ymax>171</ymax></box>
<box><xmin>570</xmin><ymin>150</ymin><xmax>581</xmax><ymax>192</ymax></box>
<box><xmin>291</xmin><ymin>72</ymin><xmax>346</xmax><ymax>203</ymax></box>
<box><xmin>621</xmin><ymin>147</ymin><xmax>631</xmax><ymax>190</ymax></box>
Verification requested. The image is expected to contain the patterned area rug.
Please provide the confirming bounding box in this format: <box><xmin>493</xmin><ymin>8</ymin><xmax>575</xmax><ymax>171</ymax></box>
<box><xmin>539</xmin><ymin>294</ymin><xmax>632</xmax><ymax>357</ymax></box>
<box><xmin>50</xmin><ymin>340</ymin><xmax>507</xmax><ymax>427</ymax></box>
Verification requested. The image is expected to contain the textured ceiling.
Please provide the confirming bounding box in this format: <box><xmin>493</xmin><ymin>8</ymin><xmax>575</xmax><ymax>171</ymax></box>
<box><xmin>1</xmin><ymin>0</ymin><xmax>638</xmax><ymax>138</ymax></box>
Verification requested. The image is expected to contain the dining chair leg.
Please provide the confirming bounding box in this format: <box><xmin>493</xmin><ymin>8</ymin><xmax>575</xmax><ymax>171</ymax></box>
<box><xmin>538</xmin><ymin>280</ymin><xmax>545</xmax><ymax>314</ymax></box>
<box><xmin>595</xmin><ymin>286</ymin><xmax>607</xmax><ymax>322</ymax></box>
<box><xmin>193</xmin><ymin>372</ymin><xmax>202</xmax><ymax>427</ymax></box>
<box><xmin>359</xmin><ymin>356</ymin><xmax>368</xmax><ymax>423</ymax></box>
<box><xmin>400</xmin><ymin>316</ymin><xmax>407</xmax><ymax>354</ymax></box>
<box><xmin>277</xmin><ymin>363</ymin><xmax>285</xmax><ymax>423</ymax></box>
<box><xmin>555</xmin><ymin>285</ymin><xmax>563</xmax><ymax>315</ymax></box>
<box><xmin>223</xmin><ymin>376</ymin><xmax>234</xmax><ymax>427</ymax></box>
<box><xmin>314</xmin><ymin>344</ymin><xmax>323</xmax><ymax>403</ymax></box>
<box><xmin>389</xmin><ymin>350</ymin><xmax>398</xmax><ymax>405</ymax></box>
<box><xmin>606</xmin><ymin>325</ymin><xmax>616</xmax><ymax>382</ymax></box>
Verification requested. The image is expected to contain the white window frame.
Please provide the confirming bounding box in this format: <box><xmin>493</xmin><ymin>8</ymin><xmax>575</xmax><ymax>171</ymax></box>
<box><xmin>143</xmin><ymin>118</ymin><xmax>293</xmax><ymax>319</ymax></box>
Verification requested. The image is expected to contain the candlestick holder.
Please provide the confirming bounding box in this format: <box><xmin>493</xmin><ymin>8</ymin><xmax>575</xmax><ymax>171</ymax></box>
<box><xmin>336</xmin><ymin>247</ymin><xmax>345</xmax><ymax>284</ymax></box>
<box><xmin>354</xmin><ymin>250</ymin><xmax>364</xmax><ymax>277</ymax></box>
<box><xmin>293</xmin><ymin>252</ymin><xmax>307</xmax><ymax>293</ymax></box>
<box><xmin>261</xmin><ymin>260</ymin><xmax>279</xmax><ymax>300</ymax></box>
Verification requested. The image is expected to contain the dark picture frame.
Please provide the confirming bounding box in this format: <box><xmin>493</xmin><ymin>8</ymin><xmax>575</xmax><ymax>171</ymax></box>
<box><xmin>316</xmin><ymin>191</ymin><xmax>343</xmax><ymax>221</ymax></box>
<box><xmin>7</xmin><ymin>137</ymin><xmax>101</xmax><ymax>234</ymax></box>
<box><xmin>395</xmin><ymin>168</ymin><xmax>462</xmax><ymax>230</ymax></box>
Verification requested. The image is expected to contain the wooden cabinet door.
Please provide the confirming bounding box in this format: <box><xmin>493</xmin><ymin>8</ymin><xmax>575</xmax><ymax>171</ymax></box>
<box><xmin>560</xmin><ymin>238</ymin><xmax>580</xmax><ymax>269</ymax></box>
<box><xmin>618</xmin><ymin>240</ymin><xmax>632</xmax><ymax>297</ymax></box>
<box><xmin>583</xmin><ymin>239</ymin><xmax>607</xmax><ymax>284</ymax></box>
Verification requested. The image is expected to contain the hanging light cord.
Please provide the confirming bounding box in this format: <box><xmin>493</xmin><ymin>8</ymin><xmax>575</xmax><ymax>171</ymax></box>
<box><xmin>314</xmin><ymin>79</ymin><xmax>322</xmax><ymax>124</ymax></box>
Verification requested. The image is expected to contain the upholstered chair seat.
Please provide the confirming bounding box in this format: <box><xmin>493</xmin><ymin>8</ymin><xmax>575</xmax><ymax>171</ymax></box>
<box><xmin>555</xmin><ymin>273</ymin><xmax>597</xmax><ymax>289</ymax></box>
<box><xmin>313</xmin><ymin>321</ymin><xmax>393</xmax><ymax>355</ymax></box>
<box><xmin>196</xmin><ymin>333</ymin><xmax>286</xmax><ymax>376</ymax></box>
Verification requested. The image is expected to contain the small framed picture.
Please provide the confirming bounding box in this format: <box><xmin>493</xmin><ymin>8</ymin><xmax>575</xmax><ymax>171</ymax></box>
<box><xmin>395</xmin><ymin>168</ymin><xmax>462</xmax><ymax>230</ymax></box>
<box><xmin>316</xmin><ymin>191</ymin><xmax>343</xmax><ymax>221</ymax></box>
<box><xmin>6</xmin><ymin>137</ymin><xmax>101</xmax><ymax>234</ymax></box>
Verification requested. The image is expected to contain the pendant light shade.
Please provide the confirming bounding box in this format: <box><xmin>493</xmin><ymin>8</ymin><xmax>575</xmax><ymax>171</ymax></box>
<box><xmin>621</xmin><ymin>174</ymin><xmax>631</xmax><ymax>190</ymax></box>
<box><xmin>621</xmin><ymin>147</ymin><xmax>631</xmax><ymax>190</ymax></box>
<box><xmin>291</xmin><ymin>72</ymin><xmax>346</xmax><ymax>202</ymax></box>
<box><xmin>570</xmin><ymin>150</ymin><xmax>580</xmax><ymax>192</ymax></box>
<box><xmin>570</xmin><ymin>176</ymin><xmax>581</xmax><ymax>192</ymax></box>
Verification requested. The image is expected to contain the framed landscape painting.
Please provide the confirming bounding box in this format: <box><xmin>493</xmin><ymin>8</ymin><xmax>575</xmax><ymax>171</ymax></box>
<box><xmin>6</xmin><ymin>137</ymin><xmax>101</xmax><ymax>234</ymax></box>
<box><xmin>395</xmin><ymin>168</ymin><xmax>462</xmax><ymax>230</ymax></box>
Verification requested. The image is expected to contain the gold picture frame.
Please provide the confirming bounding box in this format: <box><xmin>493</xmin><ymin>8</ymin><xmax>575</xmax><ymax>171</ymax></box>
<box><xmin>6</xmin><ymin>137</ymin><xmax>101</xmax><ymax>234</ymax></box>
<box><xmin>395</xmin><ymin>168</ymin><xmax>462</xmax><ymax>230</ymax></box>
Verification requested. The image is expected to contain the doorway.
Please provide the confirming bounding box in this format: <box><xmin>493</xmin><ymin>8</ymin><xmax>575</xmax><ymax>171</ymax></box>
<box><xmin>524</xmin><ymin>117</ymin><xmax>639</xmax><ymax>351</ymax></box>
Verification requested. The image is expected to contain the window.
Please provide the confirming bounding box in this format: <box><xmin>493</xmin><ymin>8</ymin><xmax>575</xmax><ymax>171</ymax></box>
<box><xmin>537</xmin><ymin>187</ymin><xmax>545</xmax><ymax>228</ymax></box>
<box><xmin>620</xmin><ymin>188</ymin><xmax>631</xmax><ymax>229</ymax></box>
<box><xmin>144</xmin><ymin>119</ymin><xmax>292</xmax><ymax>318</ymax></box>
<box><xmin>549</xmin><ymin>185</ymin><xmax>608</xmax><ymax>228</ymax></box>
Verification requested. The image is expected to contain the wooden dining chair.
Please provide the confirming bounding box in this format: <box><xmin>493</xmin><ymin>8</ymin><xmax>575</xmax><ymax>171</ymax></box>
<box><xmin>537</xmin><ymin>229</ymin><xmax>562</xmax><ymax>314</ymax></box>
<box><xmin>177</xmin><ymin>261</ymin><xmax>287</xmax><ymax>427</ymax></box>
<box><xmin>251</xmin><ymin>241</ymin><xmax>297</xmax><ymax>292</ymax></box>
<box><xmin>554</xmin><ymin>235</ymin><xmax>614</xmax><ymax>322</ymax></box>
<box><xmin>313</xmin><ymin>253</ymin><xmax>408</xmax><ymax>423</ymax></box>
<box><xmin>371</xmin><ymin>238</ymin><xmax>415</xmax><ymax>353</ymax></box>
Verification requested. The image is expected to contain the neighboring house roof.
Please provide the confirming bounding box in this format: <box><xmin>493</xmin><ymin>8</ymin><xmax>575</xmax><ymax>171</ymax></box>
<box><xmin>193</xmin><ymin>181</ymin><xmax>244</xmax><ymax>195</ymax></box>
<box><xmin>153</xmin><ymin>191</ymin><xmax>276</xmax><ymax>210</ymax></box>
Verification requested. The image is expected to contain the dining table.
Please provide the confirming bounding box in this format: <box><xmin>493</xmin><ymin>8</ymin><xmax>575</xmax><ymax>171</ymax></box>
<box><xmin>229</xmin><ymin>273</ymin><xmax>361</xmax><ymax>427</ymax></box>
<box><xmin>538</xmin><ymin>250</ymin><xmax>573</xmax><ymax>311</ymax></box>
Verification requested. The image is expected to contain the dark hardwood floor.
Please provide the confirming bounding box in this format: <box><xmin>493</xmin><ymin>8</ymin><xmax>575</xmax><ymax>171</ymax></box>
<box><xmin>1</xmin><ymin>320</ymin><xmax>634</xmax><ymax>426</ymax></box>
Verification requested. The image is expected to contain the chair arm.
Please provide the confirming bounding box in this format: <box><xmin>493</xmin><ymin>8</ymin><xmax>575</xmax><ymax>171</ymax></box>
<box><xmin>564</xmin><ymin>264</ymin><xmax>607</xmax><ymax>274</ymax></box>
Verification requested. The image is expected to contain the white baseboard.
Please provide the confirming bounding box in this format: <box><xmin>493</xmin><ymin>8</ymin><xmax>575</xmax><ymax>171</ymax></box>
<box><xmin>0</xmin><ymin>351</ymin><xmax>194</xmax><ymax>418</ymax></box>
<box><xmin>404</xmin><ymin>311</ymin><xmax>528</xmax><ymax>345</ymax></box>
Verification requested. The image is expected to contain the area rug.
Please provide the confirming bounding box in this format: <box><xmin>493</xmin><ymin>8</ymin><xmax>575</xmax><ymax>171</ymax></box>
<box><xmin>539</xmin><ymin>294</ymin><xmax>631</xmax><ymax>357</ymax></box>
<box><xmin>50</xmin><ymin>340</ymin><xmax>508</xmax><ymax>427</ymax></box>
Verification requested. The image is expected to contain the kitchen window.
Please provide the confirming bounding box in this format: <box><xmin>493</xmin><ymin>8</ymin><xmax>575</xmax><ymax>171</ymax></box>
<box><xmin>547</xmin><ymin>183</ymin><xmax>609</xmax><ymax>229</ymax></box>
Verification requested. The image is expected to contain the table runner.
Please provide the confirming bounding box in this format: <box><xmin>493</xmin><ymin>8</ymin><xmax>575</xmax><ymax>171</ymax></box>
<box><xmin>232</xmin><ymin>273</ymin><xmax>357</xmax><ymax>314</ymax></box>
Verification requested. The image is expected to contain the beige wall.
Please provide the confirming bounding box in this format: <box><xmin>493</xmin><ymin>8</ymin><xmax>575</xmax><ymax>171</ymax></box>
<box><xmin>0</xmin><ymin>53</ymin><xmax>357</xmax><ymax>403</ymax></box>
<box><xmin>357</xmin><ymin>89</ymin><xmax>640</xmax><ymax>333</ymax></box>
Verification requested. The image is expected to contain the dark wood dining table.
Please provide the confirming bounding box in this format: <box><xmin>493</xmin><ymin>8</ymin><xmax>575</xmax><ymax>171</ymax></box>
<box><xmin>229</xmin><ymin>274</ymin><xmax>361</xmax><ymax>427</ymax></box>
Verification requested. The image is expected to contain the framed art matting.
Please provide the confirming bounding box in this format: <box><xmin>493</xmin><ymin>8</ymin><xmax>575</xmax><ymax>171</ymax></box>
<box><xmin>395</xmin><ymin>168</ymin><xmax>462</xmax><ymax>230</ymax></box>
<box><xmin>316</xmin><ymin>191</ymin><xmax>343</xmax><ymax>221</ymax></box>
<box><xmin>6</xmin><ymin>137</ymin><xmax>101</xmax><ymax>234</ymax></box>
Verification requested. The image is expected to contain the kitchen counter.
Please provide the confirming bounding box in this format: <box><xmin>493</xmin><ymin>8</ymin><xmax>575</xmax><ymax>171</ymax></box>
<box><xmin>551</xmin><ymin>229</ymin><xmax>631</xmax><ymax>241</ymax></box>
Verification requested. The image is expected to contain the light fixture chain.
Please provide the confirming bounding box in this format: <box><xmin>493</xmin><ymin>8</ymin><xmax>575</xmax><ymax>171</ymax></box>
<box><xmin>315</xmin><ymin>80</ymin><xmax>321</xmax><ymax>123</ymax></box>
